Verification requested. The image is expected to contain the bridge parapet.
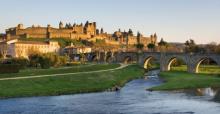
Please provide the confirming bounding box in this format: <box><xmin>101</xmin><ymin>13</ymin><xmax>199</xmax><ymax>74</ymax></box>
<box><xmin>88</xmin><ymin>51</ymin><xmax>220</xmax><ymax>73</ymax></box>
<box><xmin>115</xmin><ymin>52</ymin><xmax>220</xmax><ymax>73</ymax></box>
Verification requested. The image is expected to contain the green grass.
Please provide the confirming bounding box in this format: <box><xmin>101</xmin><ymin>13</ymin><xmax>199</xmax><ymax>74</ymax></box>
<box><xmin>151</xmin><ymin>65</ymin><xmax>220</xmax><ymax>90</ymax></box>
<box><xmin>199</xmin><ymin>65</ymin><xmax>220</xmax><ymax>74</ymax></box>
<box><xmin>0</xmin><ymin>64</ymin><xmax>120</xmax><ymax>78</ymax></box>
<box><xmin>0</xmin><ymin>64</ymin><xmax>144</xmax><ymax>98</ymax></box>
<box><xmin>171</xmin><ymin>65</ymin><xmax>220</xmax><ymax>74</ymax></box>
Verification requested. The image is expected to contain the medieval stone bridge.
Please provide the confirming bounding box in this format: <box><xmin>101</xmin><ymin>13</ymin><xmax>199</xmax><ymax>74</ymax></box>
<box><xmin>113</xmin><ymin>52</ymin><xmax>220</xmax><ymax>73</ymax></box>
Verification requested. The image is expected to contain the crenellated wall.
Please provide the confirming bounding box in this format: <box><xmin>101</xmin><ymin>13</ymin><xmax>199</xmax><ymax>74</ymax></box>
<box><xmin>6</xmin><ymin>22</ymin><xmax>97</xmax><ymax>39</ymax></box>
<box><xmin>5</xmin><ymin>22</ymin><xmax>157</xmax><ymax>47</ymax></box>
<box><xmin>18</xmin><ymin>27</ymin><xmax>47</xmax><ymax>34</ymax></box>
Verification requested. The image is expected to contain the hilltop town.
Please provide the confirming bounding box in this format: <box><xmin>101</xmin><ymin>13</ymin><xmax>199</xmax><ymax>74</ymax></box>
<box><xmin>0</xmin><ymin>21</ymin><xmax>157</xmax><ymax>58</ymax></box>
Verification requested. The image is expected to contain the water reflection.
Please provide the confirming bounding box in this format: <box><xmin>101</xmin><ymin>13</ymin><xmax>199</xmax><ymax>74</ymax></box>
<box><xmin>184</xmin><ymin>88</ymin><xmax>218</xmax><ymax>96</ymax></box>
<box><xmin>213</xmin><ymin>89</ymin><xmax>220</xmax><ymax>102</ymax></box>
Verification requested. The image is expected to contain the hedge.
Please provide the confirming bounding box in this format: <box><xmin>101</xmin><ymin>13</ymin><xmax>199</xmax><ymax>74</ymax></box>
<box><xmin>0</xmin><ymin>64</ymin><xmax>20</xmax><ymax>73</ymax></box>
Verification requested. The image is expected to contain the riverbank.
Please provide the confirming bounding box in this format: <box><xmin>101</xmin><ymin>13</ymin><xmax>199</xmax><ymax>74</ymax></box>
<box><xmin>0</xmin><ymin>64</ymin><xmax>144</xmax><ymax>99</ymax></box>
<box><xmin>151</xmin><ymin>71</ymin><xmax>220</xmax><ymax>91</ymax></box>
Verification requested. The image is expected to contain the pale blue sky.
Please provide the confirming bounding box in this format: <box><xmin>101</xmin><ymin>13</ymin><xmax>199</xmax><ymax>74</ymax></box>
<box><xmin>0</xmin><ymin>0</ymin><xmax>220</xmax><ymax>44</ymax></box>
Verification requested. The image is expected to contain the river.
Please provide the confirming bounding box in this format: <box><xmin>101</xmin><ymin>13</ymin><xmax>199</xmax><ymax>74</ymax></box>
<box><xmin>0</xmin><ymin>70</ymin><xmax>220</xmax><ymax>114</ymax></box>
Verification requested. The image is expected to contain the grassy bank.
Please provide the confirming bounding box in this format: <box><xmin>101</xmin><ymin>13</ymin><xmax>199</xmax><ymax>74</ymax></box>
<box><xmin>0</xmin><ymin>64</ymin><xmax>120</xmax><ymax>78</ymax></box>
<box><xmin>171</xmin><ymin>65</ymin><xmax>220</xmax><ymax>74</ymax></box>
<box><xmin>0</xmin><ymin>64</ymin><xmax>144</xmax><ymax>99</ymax></box>
<box><xmin>151</xmin><ymin>65</ymin><xmax>220</xmax><ymax>90</ymax></box>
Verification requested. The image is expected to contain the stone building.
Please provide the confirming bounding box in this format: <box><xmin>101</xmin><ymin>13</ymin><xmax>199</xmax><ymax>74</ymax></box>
<box><xmin>6</xmin><ymin>21</ymin><xmax>98</xmax><ymax>40</ymax></box>
<box><xmin>4</xmin><ymin>21</ymin><xmax>157</xmax><ymax>49</ymax></box>
<box><xmin>63</xmin><ymin>45</ymin><xmax>92</xmax><ymax>55</ymax></box>
<box><xmin>112</xmin><ymin>29</ymin><xmax>157</xmax><ymax>47</ymax></box>
<box><xmin>1</xmin><ymin>39</ymin><xmax>60</xmax><ymax>58</ymax></box>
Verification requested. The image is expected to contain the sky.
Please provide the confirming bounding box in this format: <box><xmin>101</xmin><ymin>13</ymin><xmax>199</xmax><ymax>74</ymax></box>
<box><xmin>0</xmin><ymin>0</ymin><xmax>220</xmax><ymax>44</ymax></box>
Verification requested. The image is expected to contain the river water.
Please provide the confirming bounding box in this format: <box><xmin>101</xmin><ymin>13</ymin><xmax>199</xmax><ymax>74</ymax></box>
<box><xmin>0</xmin><ymin>70</ymin><xmax>220</xmax><ymax>114</ymax></box>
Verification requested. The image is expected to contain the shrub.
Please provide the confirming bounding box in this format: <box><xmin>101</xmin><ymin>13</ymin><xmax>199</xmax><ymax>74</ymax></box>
<box><xmin>0</xmin><ymin>64</ymin><xmax>20</xmax><ymax>73</ymax></box>
<box><xmin>11</xmin><ymin>57</ymin><xmax>29</xmax><ymax>69</ymax></box>
<box><xmin>29</xmin><ymin>53</ymin><xmax>68</xmax><ymax>69</ymax></box>
<box><xmin>29</xmin><ymin>54</ymin><xmax>42</xmax><ymax>68</ymax></box>
<box><xmin>43</xmin><ymin>53</ymin><xmax>67</xmax><ymax>67</ymax></box>
<box><xmin>39</xmin><ymin>56</ymin><xmax>51</xmax><ymax>69</ymax></box>
<box><xmin>66</xmin><ymin>61</ymin><xmax>81</xmax><ymax>66</ymax></box>
<box><xmin>59</xmin><ymin>56</ymin><xmax>67</xmax><ymax>66</ymax></box>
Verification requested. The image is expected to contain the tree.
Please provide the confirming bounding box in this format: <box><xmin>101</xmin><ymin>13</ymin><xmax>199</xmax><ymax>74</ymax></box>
<box><xmin>0</xmin><ymin>43</ymin><xmax>8</xmax><ymax>59</ymax></box>
<box><xmin>29</xmin><ymin>54</ymin><xmax>41</xmax><ymax>68</ymax></box>
<box><xmin>11</xmin><ymin>57</ymin><xmax>30</xmax><ymax>69</ymax></box>
<box><xmin>78</xmin><ymin>45</ymin><xmax>87</xmax><ymax>64</ymax></box>
<box><xmin>109</xmin><ymin>45</ymin><xmax>119</xmax><ymax>63</ymax></box>
<box><xmin>135</xmin><ymin>43</ymin><xmax>144</xmax><ymax>51</ymax></box>
<box><xmin>147</xmin><ymin>43</ymin><xmax>155</xmax><ymax>52</ymax></box>
<box><xmin>135</xmin><ymin>32</ymin><xmax>144</xmax><ymax>52</ymax></box>
<box><xmin>216</xmin><ymin>44</ymin><xmax>220</xmax><ymax>54</ymax></box>
<box><xmin>137</xmin><ymin>32</ymin><xmax>141</xmax><ymax>44</ymax></box>
<box><xmin>184</xmin><ymin>39</ymin><xmax>203</xmax><ymax>53</ymax></box>
<box><xmin>158</xmin><ymin>38</ymin><xmax>168</xmax><ymax>52</ymax></box>
<box><xmin>206</xmin><ymin>42</ymin><xmax>217</xmax><ymax>53</ymax></box>
<box><xmin>93</xmin><ymin>39</ymin><xmax>105</xmax><ymax>63</ymax></box>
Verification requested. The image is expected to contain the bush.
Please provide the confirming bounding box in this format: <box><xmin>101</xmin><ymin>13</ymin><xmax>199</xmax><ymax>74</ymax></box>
<box><xmin>29</xmin><ymin>53</ymin><xmax>68</xmax><ymax>69</ymax></box>
<box><xmin>0</xmin><ymin>64</ymin><xmax>20</xmax><ymax>73</ymax></box>
<box><xmin>39</xmin><ymin>56</ymin><xmax>51</xmax><ymax>69</ymax></box>
<box><xmin>11</xmin><ymin>57</ymin><xmax>29</xmax><ymax>69</ymax></box>
<box><xmin>29</xmin><ymin>54</ymin><xmax>42</xmax><ymax>68</ymax></box>
<box><xmin>66</xmin><ymin>61</ymin><xmax>81</xmax><ymax>66</ymax></box>
<box><xmin>43</xmin><ymin>53</ymin><xmax>67</xmax><ymax>67</ymax></box>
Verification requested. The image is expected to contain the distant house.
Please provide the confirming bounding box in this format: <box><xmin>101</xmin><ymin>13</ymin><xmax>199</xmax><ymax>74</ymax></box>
<box><xmin>0</xmin><ymin>39</ymin><xmax>60</xmax><ymax>58</ymax></box>
<box><xmin>63</xmin><ymin>46</ymin><xmax>92</xmax><ymax>55</ymax></box>
<box><xmin>62</xmin><ymin>45</ymin><xmax>92</xmax><ymax>61</ymax></box>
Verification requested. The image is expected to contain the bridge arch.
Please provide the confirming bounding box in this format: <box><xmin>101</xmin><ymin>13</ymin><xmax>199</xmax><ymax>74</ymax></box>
<box><xmin>123</xmin><ymin>56</ymin><xmax>132</xmax><ymax>64</ymax></box>
<box><xmin>90</xmin><ymin>54</ymin><xmax>98</xmax><ymax>62</ymax></box>
<box><xmin>106</xmin><ymin>54</ymin><xmax>113</xmax><ymax>63</ymax></box>
<box><xmin>194</xmin><ymin>57</ymin><xmax>220</xmax><ymax>73</ymax></box>
<box><xmin>143</xmin><ymin>56</ymin><xmax>159</xmax><ymax>69</ymax></box>
<box><xmin>166</xmin><ymin>56</ymin><xmax>187</xmax><ymax>71</ymax></box>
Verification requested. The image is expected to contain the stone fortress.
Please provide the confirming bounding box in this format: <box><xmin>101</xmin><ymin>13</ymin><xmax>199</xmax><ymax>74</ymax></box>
<box><xmin>5</xmin><ymin>21</ymin><xmax>157</xmax><ymax>47</ymax></box>
<box><xmin>6</xmin><ymin>21</ymin><xmax>97</xmax><ymax>40</ymax></box>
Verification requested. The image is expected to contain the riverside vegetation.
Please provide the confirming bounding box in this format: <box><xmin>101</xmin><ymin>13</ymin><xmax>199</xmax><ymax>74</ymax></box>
<box><xmin>151</xmin><ymin>65</ymin><xmax>220</xmax><ymax>90</ymax></box>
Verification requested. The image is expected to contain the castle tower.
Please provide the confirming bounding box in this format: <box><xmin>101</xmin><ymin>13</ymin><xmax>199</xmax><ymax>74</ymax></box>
<box><xmin>100</xmin><ymin>28</ymin><xmax>104</xmax><ymax>34</ymax></box>
<box><xmin>154</xmin><ymin>33</ymin><xmax>157</xmax><ymax>38</ymax></box>
<box><xmin>96</xmin><ymin>29</ymin><xmax>100</xmax><ymax>35</ymax></box>
<box><xmin>47</xmin><ymin>24</ymin><xmax>51</xmax><ymax>28</ymax></box>
<box><xmin>128</xmin><ymin>29</ymin><xmax>133</xmax><ymax>36</ymax></box>
<box><xmin>17</xmin><ymin>24</ymin><xmax>24</xmax><ymax>29</ymax></box>
<box><xmin>84</xmin><ymin>21</ymin><xmax>97</xmax><ymax>36</ymax></box>
<box><xmin>59</xmin><ymin>21</ymin><xmax>64</xmax><ymax>29</ymax></box>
